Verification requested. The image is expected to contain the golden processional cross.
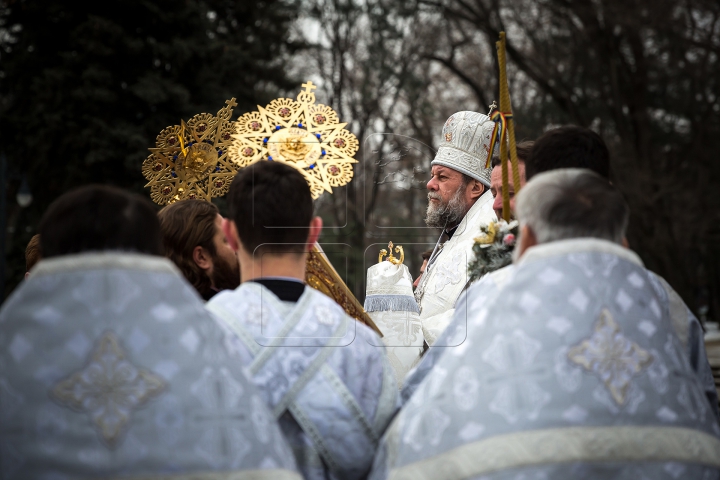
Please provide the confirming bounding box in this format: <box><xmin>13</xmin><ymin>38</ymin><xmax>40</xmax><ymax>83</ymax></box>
<box><xmin>142</xmin><ymin>83</ymin><xmax>378</xmax><ymax>335</ymax></box>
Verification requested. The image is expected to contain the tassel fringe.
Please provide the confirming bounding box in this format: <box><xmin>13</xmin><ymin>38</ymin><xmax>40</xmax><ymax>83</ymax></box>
<box><xmin>364</xmin><ymin>295</ymin><xmax>420</xmax><ymax>314</ymax></box>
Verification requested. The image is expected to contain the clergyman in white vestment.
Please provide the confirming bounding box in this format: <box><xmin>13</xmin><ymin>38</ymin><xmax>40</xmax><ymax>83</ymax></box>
<box><xmin>207</xmin><ymin>162</ymin><xmax>399</xmax><ymax>480</ymax></box>
<box><xmin>0</xmin><ymin>186</ymin><xmax>301</xmax><ymax>480</ymax></box>
<box><xmin>367</xmin><ymin>111</ymin><xmax>498</xmax><ymax>385</ymax></box>
<box><xmin>371</xmin><ymin>170</ymin><xmax>720</xmax><ymax>480</ymax></box>
<box><xmin>404</xmin><ymin>126</ymin><xmax>720</xmax><ymax>413</ymax></box>
<box><xmin>413</xmin><ymin>111</ymin><xmax>498</xmax><ymax>346</ymax></box>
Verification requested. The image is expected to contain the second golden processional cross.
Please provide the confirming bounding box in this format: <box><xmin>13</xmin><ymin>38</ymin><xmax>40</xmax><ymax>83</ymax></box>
<box><xmin>142</xmin><ymin>81</ymin><xmax>379</xmax><ymax>335</ymax></box>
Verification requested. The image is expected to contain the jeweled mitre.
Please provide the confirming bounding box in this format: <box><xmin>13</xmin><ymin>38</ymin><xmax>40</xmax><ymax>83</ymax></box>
<box><xmin>431</xmin><ymin>111</ymin><xmax>496</xmax><ymax>187</ymax></box>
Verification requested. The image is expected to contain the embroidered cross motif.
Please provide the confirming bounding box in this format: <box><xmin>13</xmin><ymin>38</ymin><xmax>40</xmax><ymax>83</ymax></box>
<box><xmin>191</xmin><ymin>367</ymin><xmax>251</xmax><ymax>467</ymax></box>
<box><xmin>433</xmin><ymin>252</ymin><xmax>464</xmax><ymax>294</ymax></box>
<box><xmin>568</xmin><ymin>309</ymin><xmax>653</xmax><ymax>405</ymax></box>
<box><xmin>51</xmin><ymin>331</ymin><xmax>166</xmax><ymax>448</ymax></box>
<box><xmin>314</xmin><ymin>305</ymin><xmax>337</xmax><ymax>326</ymax></box>
<box><xmin>390</xmin><ymin>316</ymin><xmax>422</xmax><ymax>346</ymax></box>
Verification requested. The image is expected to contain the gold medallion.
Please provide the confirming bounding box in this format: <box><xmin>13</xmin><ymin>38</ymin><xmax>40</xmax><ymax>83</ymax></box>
<box><xmin>228</xmin><ymin>81</ymin><xmax>358</xmax><ymax>199</ymax></box>
<box><xmin>267</xmin><ymin>127</ymin><xmax>322</xmax><ymax>167</ymax></box>
<box><xmin>142</xmin><ymin>99</ymin><xmax>239</xmax><ymax>205</ymax></box>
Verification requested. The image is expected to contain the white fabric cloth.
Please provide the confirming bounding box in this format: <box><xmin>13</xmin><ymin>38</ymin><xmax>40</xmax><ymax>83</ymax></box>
<box><xmin>365</xmin><ymin>262</ymin><xmax>424</xmax><ymax>386</ymax></box>
<box><xmin>207</xmin><ymin>283</ymin><xmax>399</xmax><ymax>480</ymax></box>
<box><xmin>403</xmin><ymin>241</ymin><xmax>720</xmax><ymax>416</ymax></box>
<box><xmin>0</xmin><ymin>252</ymin><xmax>300</xmax><ymax>480</ymax></box>
<box><xmin>414</xmin><ymin>190</ymin><xmax>496</xmax><ymax>345</ymax></box>
<box><xmin>371</xmin><ymin>238</ymin><xmax>720</xmax><ymax>480</ymax></box>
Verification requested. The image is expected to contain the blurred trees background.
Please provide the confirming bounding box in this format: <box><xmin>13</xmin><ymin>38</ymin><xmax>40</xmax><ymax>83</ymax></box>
<box><xmin>0</xmin><ymin>0</ymin><xmax>302</xmax><ymax>291</ymax></box>
<box><xmin>2</xmin><ymin>0</ymin><xmax>719</xmax><ymax>323</ymax></box>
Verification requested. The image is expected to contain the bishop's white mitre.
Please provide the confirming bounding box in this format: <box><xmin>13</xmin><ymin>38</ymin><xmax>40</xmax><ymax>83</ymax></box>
<box><xmin>431</xmin><ymin>110</ymin><xmax>497</xmax><ymax>186</ymax></box>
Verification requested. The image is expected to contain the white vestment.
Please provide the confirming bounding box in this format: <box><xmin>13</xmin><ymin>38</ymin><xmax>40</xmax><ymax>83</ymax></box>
<box><xmin>403</xmin><ymin>247</ymin><xmax>720</xmax><ymax>415</ymax></box>
<box><xmin>415</xmin><ymin>190</ymin><xmax>496</xmax><ymax>345</ymax></box>
<box><xmin>364</xmin><ymin>262</ymin><xmax>424</xmax><ymax>386</ymax></box>
<box><xmin>0</xmin><ymin>253</ymin><xmax>300</xmax><ymax>479</ymax></box>
<box><xmin>371</xmin><ymin>239</ymin><xmax>720</xmax><ymax>480</ymax></box>
<box><xmin>207</xmin><ymin>283</ymin><xmax>399</xmax><ymax>480</ymax></box>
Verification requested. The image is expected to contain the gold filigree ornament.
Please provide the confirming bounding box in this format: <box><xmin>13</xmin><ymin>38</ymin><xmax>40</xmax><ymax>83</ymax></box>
<box><xmin>378</xmin><ymin>241</ymin><xmax>405</xmax><ymax>265</ymax></box>
<box><xmin>142</xmin><ymin>99</ymin><xmax>239</xmax><ymax>205</ymax></box>
<box><xmin>568</xmin><ymin>309</ymin><xmax>653</xmax><ymax>405</ymax></box>
<box><xmin>228</xmin><ymin>81</ymin><xmax>359</xmax><ymax>199</ymax></box>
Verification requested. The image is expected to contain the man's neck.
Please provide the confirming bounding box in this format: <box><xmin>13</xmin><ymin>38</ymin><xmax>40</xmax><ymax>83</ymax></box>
<box><xmin>445</xmin><ymin>224</ymin><xmax>460</xmax><ymax>235</ymax></box>
<box><xmin>239</xmin><ymin>252</ymin><xmax>307</xmax><ymax>283</ymax></box>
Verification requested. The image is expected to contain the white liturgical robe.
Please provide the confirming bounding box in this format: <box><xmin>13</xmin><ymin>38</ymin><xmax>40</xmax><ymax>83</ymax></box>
<box><xmin>0</xmin><ymin>253</ymin><xmax>301</xmax><ymax>480</ymax></box>
<box><xmin>208</xmin><ymin>282</ymin><xmax>399</xmax><ymax>480</ymax></box>
<box><xmin>371</xmin><ymin>239</ymin><xmax>720</xmax><ymax>480</ymax></box>
<box><xmin>364</xmin><ymin>261</ymin><xmax>424</xmax><ymax>386</ymax></box>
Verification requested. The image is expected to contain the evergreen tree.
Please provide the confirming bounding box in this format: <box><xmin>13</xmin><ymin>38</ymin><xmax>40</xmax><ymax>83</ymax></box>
<box><xmin>0</xmin><ymin>0</ymin><xmax>302</xmax><ymax>297</ymax></box>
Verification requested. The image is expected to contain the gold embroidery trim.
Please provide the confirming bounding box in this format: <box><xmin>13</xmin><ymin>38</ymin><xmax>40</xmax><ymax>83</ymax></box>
<box><xmin>389</xmin><ymin>426</ymin><xmax>720</xmax><ymax>480</ymax></box>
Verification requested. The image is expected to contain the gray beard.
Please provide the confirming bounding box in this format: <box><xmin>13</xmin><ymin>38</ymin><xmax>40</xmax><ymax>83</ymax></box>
<box><xmin>425</xmin><ymin>187</ymin><xmax>468</xmax><ymax>229</ymax></box>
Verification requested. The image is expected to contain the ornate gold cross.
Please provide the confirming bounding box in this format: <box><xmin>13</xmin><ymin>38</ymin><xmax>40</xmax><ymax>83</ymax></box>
<box><xmin>378</xmin><ymin>241</ymin><xmax>405</xmax><ymax>265</ymax></box>
<box><xmin>487</xmin><ymin>100</ymin><xmax>498</xmax><ymax>115</ymax></box>
<box><xmin>301</xmin><ymin>81</ymin><xmax>317</xmax><ymax>93</ymax></box>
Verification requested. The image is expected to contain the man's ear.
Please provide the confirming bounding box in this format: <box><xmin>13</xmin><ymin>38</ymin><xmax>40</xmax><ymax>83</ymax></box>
<box><xmin>306</xmin><ymin>216</ymin><xmax>323</xmax><ymax>250</ymax></box>
<box><xmin>622</xmin><ymin>236</ymin><xmax>630</xmax><ymax>249</ymax></box>
<box><xmin>516</xmin><ymin>224</ymin><xmax>538</xmax><ymax>260</ymax></box>
<box><xmin>222</xmin><ymin>218</ymin><xmax>240</xmax><ymax>252</ymax></box>
<box><xmin>469</xmin><ymin>179</ymin><xmax>485</xmax><ymax>200</ymax></box>
<box><xmin>192</xmin><ymin>246</ymin><xmax>213</xmax><ymax>271</ymax></box>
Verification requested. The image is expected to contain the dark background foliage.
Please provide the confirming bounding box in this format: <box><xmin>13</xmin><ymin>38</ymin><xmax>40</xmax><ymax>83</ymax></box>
<box><xmin>0</xmin><ymin>0</ymin><xmax>301</xmax><ymax>294</ymax></box>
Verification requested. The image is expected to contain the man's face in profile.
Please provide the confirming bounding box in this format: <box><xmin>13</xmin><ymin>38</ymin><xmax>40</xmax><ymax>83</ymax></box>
<box><xmin>413</xmin><ymin>258</ymin><xmax>429</xmax><ymax>289</ymax></box>
<box><xmin>490</xmin><ymin>161</ymin><xmax>526</xmax><ymax>219</ymax></box>
<box><xmin>208</xmin><ymin>214</ymin><xmax>240</xmax><ymax>291</ymax></box>
<box><xmin>425</xmin><ymin>166</ymin><xmax>473</xmax><ymax>228</ymax></box>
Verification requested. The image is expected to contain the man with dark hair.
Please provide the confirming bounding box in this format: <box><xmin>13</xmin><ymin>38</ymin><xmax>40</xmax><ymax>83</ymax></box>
<box><xmin>38</xmin><ymin>185</ymin><xmax>163</xmax><ymax>257</ymax></box>
<box><xmin>158</xmin><ymin>200</ymin><xmax>239</xmax><ymax>300</ymax></box>
<box><xmin>207</xmin><ymin>161</ymin><xmax>398</xmax><ymax>480</ymax></box>
<box><xmin>0</xmin><ymin>185</ymin><xmax>300</xmax><ymax>479</ymax></box>
<box><xmin>526</xmin><ymin>125</ymin><xmax>610</xmax><ymax>180</ymax></box>
<box><xmin>490</xmin><ymin>140</ymin><xmax>533</xmax><ymax>219</ymax></box>
<box><xmin>24</xmin><ymin>233</ymin><xmax>41</xmax><ymax>279</ymax></box>
<box><xmin>373</xmin><ymin>170</ymin><xmax>720</xmax><ymax>480</ymax></box>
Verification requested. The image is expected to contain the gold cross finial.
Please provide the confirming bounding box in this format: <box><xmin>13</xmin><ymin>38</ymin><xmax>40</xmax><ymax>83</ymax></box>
<box><xmin>301</xmin><ymin>81</ymin><xmax>317</xmax><ymax>93</ymax></box>
<box><xmin>488</xmin><ymin>101</ymin><xmax>498</xmax><ymax>115</ymax></box>
<box><xmin>225</xmin><ymin>98</ymin><xmax>237</xmax><ymax>108</ymax></box>
<box><xmin>378</xmin><ymin>241</ymin><xmax>404</xmax><ymax>264</ymax></box>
